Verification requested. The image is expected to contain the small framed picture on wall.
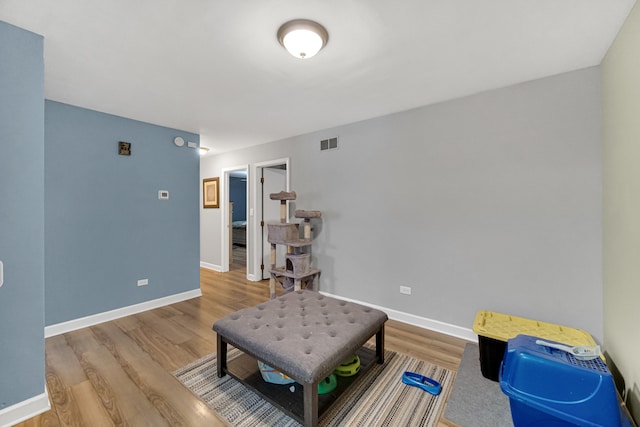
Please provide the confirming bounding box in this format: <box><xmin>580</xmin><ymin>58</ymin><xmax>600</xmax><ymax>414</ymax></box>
<box><xmin>203</xmin><ymin>177</ymin><xmax>219</xmax><ymax>208</ymax></box>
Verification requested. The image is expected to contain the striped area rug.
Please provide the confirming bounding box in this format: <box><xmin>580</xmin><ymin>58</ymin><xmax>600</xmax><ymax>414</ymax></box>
<box><xmin>173</xmin><ymin>347</ymin><xmax>454</xmax><ymax>426</ymax></box>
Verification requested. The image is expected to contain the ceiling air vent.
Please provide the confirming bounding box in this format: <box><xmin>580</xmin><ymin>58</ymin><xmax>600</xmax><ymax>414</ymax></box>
<box><xmin>320</xmin><ymin>137</ymin><xmax>338</xmax><ymax>151</ymax></box>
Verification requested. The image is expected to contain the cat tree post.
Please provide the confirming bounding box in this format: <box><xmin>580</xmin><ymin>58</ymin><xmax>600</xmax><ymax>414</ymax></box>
<box><xmin>294</xmin><ymin>210</ymin><xmax>322</xmax><ymax>240</ymax></box>
<box><xmin>270</xmin><ymin>191</ymin><xmax>296</xmax><ymax>223</ymax></box>
<box><xmin>269</xmin><ymin>243</ymin><xmax>277</xmax><ymax>298</ymax></box>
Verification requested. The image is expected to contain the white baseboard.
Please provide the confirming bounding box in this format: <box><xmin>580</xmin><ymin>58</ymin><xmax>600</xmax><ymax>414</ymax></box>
<box><xmin>200</xmin><ymin>261</ymin><xmax>261</xmax><ymax>282</ymax></box>
<box><xmin>200</xmin><ymin>261</ymin><xmax>223</xmax><ymax>272</ymax></box>
<box><xmin>0</xmin><ymin>388</ymin><xmax>50</xmax><ymax>427</ymax></box>
<box><xmin>319</xmin><ymin>291</ymin><xmax>477</xmax><ymax>343</ymax></box>
<box><xmin>45</xmin><ymin>289</ymin><xmax>202</xmax><ymax>338</ymax></box>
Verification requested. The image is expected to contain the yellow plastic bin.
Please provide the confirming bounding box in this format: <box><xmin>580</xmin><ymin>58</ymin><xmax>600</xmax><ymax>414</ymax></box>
<box><xmin>472</xmin><ymin>310</ymin><xmax>598</xmax><ymax>381</ymax></box>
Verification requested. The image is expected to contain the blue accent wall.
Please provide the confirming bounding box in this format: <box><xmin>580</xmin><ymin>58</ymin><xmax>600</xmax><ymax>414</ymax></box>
<box><xmin>45</xmin><ymin>101</ymin><xmax>200</xmax><ymax>325</ymax></box>
<box><xmin>230</xmin><ymin>177</ymin><xmax>247</xmax><ymax>221</ymax></box>
<box><xmin>0</xmin><ymin>21</ymin><xmax>45</xmax><ymax>408</ymax></box>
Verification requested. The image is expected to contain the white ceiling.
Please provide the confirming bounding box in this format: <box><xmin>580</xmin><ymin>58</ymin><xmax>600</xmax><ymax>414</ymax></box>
<box><xmin>1</xmin><ymin>0</ymin><xmax>635</xmax><ymax>154</ymax></box>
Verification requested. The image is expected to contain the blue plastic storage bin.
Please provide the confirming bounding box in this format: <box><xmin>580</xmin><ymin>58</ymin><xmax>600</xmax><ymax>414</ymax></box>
<box><xmin>500</xmin><ymin>334</ymin><xmax>632</xmax><ymax>427</ymax></box>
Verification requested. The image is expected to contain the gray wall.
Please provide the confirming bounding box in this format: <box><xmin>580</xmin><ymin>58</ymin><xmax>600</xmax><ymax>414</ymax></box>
<box><xmin>45</xmin><ymin>101</ymin><xmax>201</xmax><ymax>325</ymax></box>
<box><xmin>602</xmin><ymin>0</ymin><xmax>640</xmax><ymax>421</ymax></box>
<box><xmin>201</xmin><ymin>67</ymin><xmax>603</xmax><ymax>341</ymax></box>
<box><xmin>0</xmin><ymin>21</ymin><xmax>45</xmax><ymax>409</ymax></box>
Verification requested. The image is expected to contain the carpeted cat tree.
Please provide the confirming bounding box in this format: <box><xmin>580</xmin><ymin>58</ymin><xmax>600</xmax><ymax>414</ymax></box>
<box><xmin>267</xmin><ymin>191</ymin><xmax>321</xmax><ymax>299</ymax></box>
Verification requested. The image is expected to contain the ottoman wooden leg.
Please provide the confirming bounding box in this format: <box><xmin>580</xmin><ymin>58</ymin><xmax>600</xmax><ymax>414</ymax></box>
<box><xmin>217</xmin><ymin>334</ymin><xmax>228</xmax><ymax>378</ymax></box>
<box><xmin>303</xmin><ymin>381</ymin><xmax>319</xmax><ymax>427</ymax></box>
<box><xmin>376</xmin><ymin>325</ymin><xmax>385</xmax><ymax>364</ymax></box>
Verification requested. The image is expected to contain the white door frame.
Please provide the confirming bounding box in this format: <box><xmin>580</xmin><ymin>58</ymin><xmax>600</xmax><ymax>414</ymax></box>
<box><xmin>251</xmin><ymin>157</ymin><xmax>290</xmax><ymax>281</ymax></box>
<box><xmin>221</xmin><ymin>164</ymin><xmax>249</xmax><ymax>276</ymax></box>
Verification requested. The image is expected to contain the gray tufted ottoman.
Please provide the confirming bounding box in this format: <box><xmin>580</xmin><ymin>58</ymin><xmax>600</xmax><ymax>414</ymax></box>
<box><xmin>213</xmin><ymin>290</ymin><xmax>388</xmax><ymax>427</ymax></box>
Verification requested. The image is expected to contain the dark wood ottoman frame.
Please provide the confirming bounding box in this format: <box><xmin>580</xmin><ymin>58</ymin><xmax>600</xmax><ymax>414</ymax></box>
<box><xmin>213</xmin><ymin>290</ymin><xmax>388</xmax><ymax>427</ymax></box>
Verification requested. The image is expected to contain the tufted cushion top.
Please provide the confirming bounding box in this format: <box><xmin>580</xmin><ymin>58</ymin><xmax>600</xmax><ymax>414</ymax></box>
<box><xmin>213</xmin><ymin>290</ymin><xmax>388</xmax><ymax>384</ymax></box>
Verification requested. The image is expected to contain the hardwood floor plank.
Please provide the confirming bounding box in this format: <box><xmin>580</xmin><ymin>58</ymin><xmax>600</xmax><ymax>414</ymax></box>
<box><xmin>17</xmin><ymin>405</ymin><xmax>61</xmax><ymax>427</ymax></box>
<box><xmin>165</xmin><ymin>307</ymin><xmax>217</xmax><ymax>345</ymax></box>
<box><xmin>64</xmin><ymin>328</ymin><xmax>167</xmax><ymax>426</ymax></box>
<box><xmin>16</xmin><ymin>260</ymin><xmax>468</xmax><ymax>426</ymax></box>
<box><xmin>124</xmin><ymin>325</ymin><xmax>199</xmax><ymax>371</ymax></box>
<box><xmin>112</xmin><ymin>315</ymin><xmax>143</xmax><ymax>333</ymax></box>
<box><xmin>45</xmin><ymin>335</ymin><xmax>88</xmax><ymax>387</ymax></box>
<box><xmin>91</xmin><ymin>323</ymin><xmax>223</xmax><ymax>426</ymax></box>
<box><xmin>150</xmin><ymin>305</ymin><xmax>186</xmax><ymax>319</ymax></box>
<box><xmin>45</xmin><ymin>370</ymin><xmax>82</xmax><ymax>427</ymax></box>
<box><xmin>132</xmin><ymin>311</ymin><xmax>193</xmax><ymax>346</ymax></box>
<box><xmin>176</xmin><ymin>336</ymin><xmax>217</xmax><ymax>361</ymax></box>
<box><xmin>69</xmin><ymin>381</ymin><xmax>114</xmax><ymax>427</ymax></box>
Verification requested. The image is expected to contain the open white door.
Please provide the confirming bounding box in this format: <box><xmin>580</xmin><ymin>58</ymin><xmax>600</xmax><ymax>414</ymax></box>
<box><xmin>254</xmin><ymin>159</ymin><xmax>289</xmax><ymax>280</ymax></box>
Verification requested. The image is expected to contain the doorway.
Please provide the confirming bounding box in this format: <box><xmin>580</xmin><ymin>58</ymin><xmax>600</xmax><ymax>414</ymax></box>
<box><xmin>254</xmin><ymin>158</ymin><xmax>290</xmax><ymax>280</ymax></box>
<box><xmin>222</xmin><ymin>165</ymin><xmax>249</xmax><ymax>276</ymax></box>
<box><xmin>229</xmin><ymin>170</ymin><xmax>248</xmax><ymax>271</ymax></box>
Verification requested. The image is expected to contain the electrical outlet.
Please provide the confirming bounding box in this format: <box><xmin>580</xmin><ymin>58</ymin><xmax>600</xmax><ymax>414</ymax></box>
<box><xmin>399</xmin><ymin>286</ymin><xmax>411</xmax><ymax>295</ymax></box>
<box><xmin>137</xmin><ymin>279</ymin><xmax>149</xmax><ymax>287</ymax></box>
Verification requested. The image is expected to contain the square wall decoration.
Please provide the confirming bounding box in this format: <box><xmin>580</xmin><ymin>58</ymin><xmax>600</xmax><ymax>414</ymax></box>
<box><xmin>118</xmin><ymin>141</ymin><xmax>131</xmax><ymax>156</ymax></box>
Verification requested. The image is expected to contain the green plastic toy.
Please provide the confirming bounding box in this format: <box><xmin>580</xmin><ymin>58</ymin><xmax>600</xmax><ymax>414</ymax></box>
<box><xmin>318</xmin><ymin>373</ymin><xmax>337</xmax><ymax>394</ymax></box>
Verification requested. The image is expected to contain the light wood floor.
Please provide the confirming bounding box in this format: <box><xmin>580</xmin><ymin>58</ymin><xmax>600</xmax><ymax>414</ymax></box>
<box><xmin>17</xmin><ymin>248</ymin><xmax>467</xmax><ymax>427</ymax></box>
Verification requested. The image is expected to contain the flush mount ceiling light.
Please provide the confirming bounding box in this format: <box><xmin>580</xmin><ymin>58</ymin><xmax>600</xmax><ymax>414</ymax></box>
<box><xmin>277</xmin><ymin>19</ymin><xmax>328</xmax><ymax>59</ymax></box>
<box><xmin>199</xmin><ymin>147</ymin><xmax>209</xmax><ymax>156</ymax></box>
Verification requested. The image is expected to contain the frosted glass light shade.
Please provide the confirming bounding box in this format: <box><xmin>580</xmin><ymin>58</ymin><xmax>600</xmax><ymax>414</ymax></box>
<box><xmin>282</xmin><ymin>29</ymin><xmax>323</xmax><ymax>59</ymax></box>
<box><xmin>277</xmin><ymin>19</ymin><xmax>328</xmax><ymax>59</ymax></box>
